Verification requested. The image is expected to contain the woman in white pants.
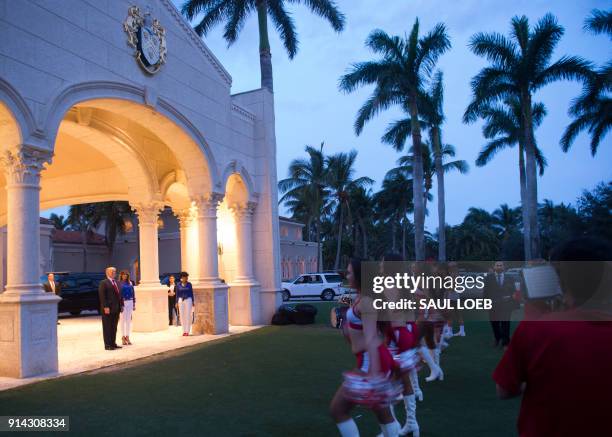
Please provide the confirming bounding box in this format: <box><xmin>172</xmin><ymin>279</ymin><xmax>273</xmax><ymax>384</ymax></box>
<box><xmin>119</xmin><ymin>270</ymin><xmax>136</xmax><ymax>345</ymax></box>
<box><xmin>176</xmin><ymin>272</ymin><xmax>194</xmax><ymax>336</ymax></box>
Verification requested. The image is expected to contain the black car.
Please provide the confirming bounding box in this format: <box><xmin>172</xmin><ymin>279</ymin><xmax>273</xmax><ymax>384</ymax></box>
<box><xmin>40</xmin><ymin>272</ymin><xmax>106</xmax><ymax>316</ymax></box>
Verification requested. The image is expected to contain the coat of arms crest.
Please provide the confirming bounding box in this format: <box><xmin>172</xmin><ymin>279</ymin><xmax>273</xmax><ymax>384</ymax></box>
<box><xmin>123</xmin><ymin>6</ymin><xmax>167</xmax><ymax>74</ymax></box>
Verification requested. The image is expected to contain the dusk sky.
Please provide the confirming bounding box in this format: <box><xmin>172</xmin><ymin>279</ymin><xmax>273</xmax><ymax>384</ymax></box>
<box><xmin>46</xmin><ymin>1</ymin><xmax>612</xmax><ymax>230</ymax></box>
<box><xmin>177</xmin><ymin>0</ymin><xmax>611</xmax><ymax>229</ymax></box>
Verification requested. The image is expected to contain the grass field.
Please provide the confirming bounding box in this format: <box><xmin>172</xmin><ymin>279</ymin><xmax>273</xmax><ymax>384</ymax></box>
<box><xmin>0</xmin><ymin>302</ymin><xmax>519</xmax><ymax>436</ymax></box>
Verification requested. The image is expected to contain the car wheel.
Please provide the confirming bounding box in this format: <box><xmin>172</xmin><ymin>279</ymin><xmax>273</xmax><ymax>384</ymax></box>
<box><xmin>321</xmin><ymin>289</ymin><xmax>334</xmax><ymax>301</ymax></box>
<box><xmin>70</xmin><ymin>310</ymin><xmax>81</xmax><ymax>316</ymax></box>
<box><xmin>281</xmin><ymin>290</ymin><xmax>290</xmax><ymax>302</ymax></box>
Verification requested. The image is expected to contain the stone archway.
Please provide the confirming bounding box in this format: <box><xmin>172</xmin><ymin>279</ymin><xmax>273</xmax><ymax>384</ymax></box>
<box><xmin>0</xmin><ymin>82</ymin><xmax>231</xmax><ymax>377</ymax></box>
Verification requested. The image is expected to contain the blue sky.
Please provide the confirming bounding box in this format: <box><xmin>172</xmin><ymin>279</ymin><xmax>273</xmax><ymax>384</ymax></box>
<box><xmin>46</xmin><ymin>1</ymin><xmax>612</xmax><ymax>230</ymax></box>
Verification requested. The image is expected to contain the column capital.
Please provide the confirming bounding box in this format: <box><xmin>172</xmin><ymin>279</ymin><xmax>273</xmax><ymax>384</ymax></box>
<box><xmin>194</xmin><ymin>192</ymin><xmax>224</xmax><ymax>217</ymax></box>
<box><xmin>230</xmin><ymin>201</ymin><xmax>257</xmax><ymax>220</ymax></box>
<box><xmin>0</xmin><ymin>145</ymin><xmax>52</xmax><ymax>187</ymax></box>
<box><xmin>175</xmin><ymin>208</ymin><xmax>194</xmax><ymax>228</ymax></box>
<box><xmin>130</xmin><ymin>201</ymin><xmax>164</xmax><ymax>226</ymax></box>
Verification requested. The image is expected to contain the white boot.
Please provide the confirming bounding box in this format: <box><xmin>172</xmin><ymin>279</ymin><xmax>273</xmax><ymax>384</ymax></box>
<box><xmin>380</xmin><ymin>420</ymin><xmax>400</xmax><ymax>437</ymax></box>
<box><xmin>336</xmin><ymin>418</ymin><xmax>360</xmax><ymax>437</ymax></box>
<box><xmin>399</xmin><ymin>394</ymin><xmax>419</xmax><ymax>437</ymax></box>
<box><xmin>420</xmin><ymin>346</ymin><xmax>443</xmax><ymax>382</ymax></box>
<box><xmin>376</xmin><ymin>404</ymin><xmax>399</xmax><ymax>437</ymax></box>
<box><xmin>409</xmin><ymin>368</ymin><xmax>423</xmax><ymax>401</ymax></box>
<box><xmin>458</xmin><ymin>325</ymin><xmax>466</xmax><ymax>336</ymax></box>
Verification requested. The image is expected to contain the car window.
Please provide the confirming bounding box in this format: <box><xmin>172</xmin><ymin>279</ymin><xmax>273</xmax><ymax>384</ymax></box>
<box><xmin>311</xmin><ymin>275</ymin><xmax>323</xmax><ymax>283</ymax></box>
<box><xmin>63</xmin><ymin>279</ymin><xmax>77</xmax><ymax>289</ymax></box>
<box><xmin>77</xmin><ymin>278</ymin><xmax>93</xmax><ymax>287</ymax></box>
<box><xmin>324</xmin><ymin>274</ymin><xmax>342</xmax><ymax>283</ymax></box>
<box><xmin>295</xmin><ymin>276</ymin><xmax>306</xmax><ymax>284</ymax></box>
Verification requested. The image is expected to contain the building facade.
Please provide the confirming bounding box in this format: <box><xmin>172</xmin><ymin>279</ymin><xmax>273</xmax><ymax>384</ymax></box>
<box><xmin>0</xmin><ymin>0</ymin><xmax>281</xmax><ymax>378</ymax></box>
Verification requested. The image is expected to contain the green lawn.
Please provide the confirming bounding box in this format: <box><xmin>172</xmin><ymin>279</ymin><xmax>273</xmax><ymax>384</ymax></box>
<box><xmin>0</xmin><ymin>302</ymin><xmax>519</xmax><ymax>436</ymax></box>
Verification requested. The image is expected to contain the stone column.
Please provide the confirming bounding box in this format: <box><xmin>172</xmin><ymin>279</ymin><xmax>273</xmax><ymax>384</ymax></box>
<box><xmin>131</xmin><ymin>202</ymin><xmax>167</xmax><ymax>332</ymax></box>
<box><xmin>191</xmin><ymin>193</ymin><xmax>229</xmax><ymax>335</ymax></box>
<box><xmin>176</xmin><ymin>209</ymin><xmax>191</xmax><ymax>272</ymax></box>
<box><xmin>0</xmin><ymin>146</ymin><xmax>60</xmax><ymax>378</ymax></box>
<box><xmin>228</xmin><ymin>202</ymin><xmax>261</xmax><ymax>325</ymax></box>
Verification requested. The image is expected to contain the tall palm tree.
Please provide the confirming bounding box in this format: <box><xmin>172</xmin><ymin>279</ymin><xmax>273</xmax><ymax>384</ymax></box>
<box><xmin>181</xmin><ymin>0</ymin><xmax>345</xmax><ymax>91</ymax></box>
<box><xmin>561</xmin><ymin>9</ymin><xmax>610</xmax><ymax>155</ymax></box>
<box><xmin>384</xmin><ymin>71</ymin><xmax>469</xmax><ymax>261</ymax></box>
<box><xmin>464</xmin><ymin>14</ymin><xmax>592</xmax><ymax>259</ymax></box>
<box><xmin>339</xmin><ymin>20</ymin><xmax>451</xmax><ymax>260</ymax></box>
<box><xmin>475</xmin><ymin>97</ymin><xmax>547</xmax><ymax>260</ymax></box>
<box><xmin>278</xmin><ymin>143</ymin><xmax>331</xmax><ymax>270</ymax></box>
<box><xmin>387</xmin><ymin>143</ymin><xmax>467</xmax><ymax>216</ymax></box>
<box><xmin>325</xmin><ymin>150</ymin><xmax>373</xmax><ymax>270</ymax></box>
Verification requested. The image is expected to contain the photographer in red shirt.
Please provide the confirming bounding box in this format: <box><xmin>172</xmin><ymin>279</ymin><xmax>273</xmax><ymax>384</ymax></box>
<box><xmin>493</xmin><ymin>237</ymin><xmax>612</xmax><ymax>437</ymax></box>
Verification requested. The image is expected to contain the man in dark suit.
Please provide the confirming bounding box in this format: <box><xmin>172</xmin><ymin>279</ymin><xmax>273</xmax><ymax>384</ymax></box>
<box><xmin>484</xmin><ymin>261</ymin><xmax>515</xmax><ymax>348</ymax></box>
<box><xmin>44</xmin><ymin>273</ymin><xmax>62</xmax><ymax>325</ymax></box>
<box><xmin>98</xmin><ymin>267</ymin><xmax>123</xmax><ymax>350</ymax></box>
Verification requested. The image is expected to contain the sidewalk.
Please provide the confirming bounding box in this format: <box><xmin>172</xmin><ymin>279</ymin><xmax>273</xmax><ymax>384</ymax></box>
<box><xmin>0</xmin><ymin>314</ymin><xmax>261</xmax><ymax>391</ymax></box>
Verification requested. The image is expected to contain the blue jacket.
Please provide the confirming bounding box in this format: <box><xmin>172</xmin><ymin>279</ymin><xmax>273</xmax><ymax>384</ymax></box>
<box><xmin>176</xmin><ymin>281</ymin><xmax>194</xmax><ymax>302</ymax></box>
<box><xmin>121</xmin><ymin>281</ymin><xmax>136</xmax><ymax>303</ymax></box>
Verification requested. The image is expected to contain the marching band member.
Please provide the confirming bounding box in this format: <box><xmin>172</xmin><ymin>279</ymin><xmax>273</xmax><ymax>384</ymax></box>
<box><xmin>330</xmin><ymin>258</ymin><xmax>400</xmax><ymax>437</ymax></box>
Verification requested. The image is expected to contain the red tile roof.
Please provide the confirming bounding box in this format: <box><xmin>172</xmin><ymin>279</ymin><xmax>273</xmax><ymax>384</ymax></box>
<box><xmin>51</xmin><ymin>229</ymin><xmax>106</xmax><ymax>245</ymax></box>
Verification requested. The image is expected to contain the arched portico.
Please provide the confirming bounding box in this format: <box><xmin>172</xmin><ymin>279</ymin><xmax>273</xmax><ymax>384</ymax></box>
<box><xmin>0</xmin><ymin>81</ymin><xmax>236</xmax><ymax>377</ymax></box>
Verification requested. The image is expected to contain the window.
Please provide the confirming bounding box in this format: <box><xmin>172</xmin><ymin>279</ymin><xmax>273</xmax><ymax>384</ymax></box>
<box><xmin>280</xmin><ymin>226</ymin><xmax>289</xmax><ymax>238</ymax></box>
<box><xmin>324</xmin><ymin>274</ymin><xmax>342</xmax><ymax>283</ymax></box>
<box><xmin>311</xmin><ymin>275</ymin><xmax>323</xmax><ymax>284</ymax></box>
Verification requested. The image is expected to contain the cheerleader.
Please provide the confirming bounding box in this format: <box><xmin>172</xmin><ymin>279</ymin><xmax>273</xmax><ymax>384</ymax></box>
<box><xmin>447</xmin><ymin>262</ymin><xmax>466</xmax><ymax>337</ymax></box>
<box><xmin>414</xmin><ymin>262</ymin><xmax>444</xmax><ymax>383</ymax></box>
<box><xmin>379</xmin><ymin>254</ymin><xmax>420</xmax><ymax>437</ymax></box>
<box><xmin>330</xmin><ymin>258</ymin><xmax>400</xmax><ymax>437</ymax></box>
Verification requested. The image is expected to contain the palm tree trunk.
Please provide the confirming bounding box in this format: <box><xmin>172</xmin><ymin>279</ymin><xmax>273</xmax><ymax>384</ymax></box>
<box><xmin>256</xmin><ymin>0</ymin><xmax>273</xmax><ymax>92</ymax></box>
<box><xmin>409</xmin><ymin>98</ymin><xmax>426</xmax><ymax>260</ymax></box>
<box><xmin>521</xmin><ymin>92</ymin><xmax>540</xmax><ymax>259</ymax></box>
<box><xmin>358</xmin><ymin>216</ymin><xmax>368</xmax><ymax>259</ymax></box>
<box><xmin>518</xmin><ymin>144</ymin><xmax>532</xmax><ymax>261</ymax></box>
<box><xmin>433</xmin><ymin>128</ymin><xmax>446</xmax><ymax>261</ymax></box>
<box><xmin>391</xmin><ymin>221</ymin><xmax>397</xmax><ymax>253</ymax></box>
<box><xmin>401</xmin><ymin>217</ymin><xmax>406</xmax><ymax>259</ymax></box>
<box><xmin>334</xmin><ymin>205</ymin><xmax>344</xmax><ymax>270</ymax></box>
<box><xmin>316</xmin><ymin>216</ymin><xmax>322</xmax><ymax>271</ymax></box>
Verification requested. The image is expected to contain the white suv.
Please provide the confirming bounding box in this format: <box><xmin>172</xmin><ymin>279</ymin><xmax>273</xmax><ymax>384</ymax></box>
<box><xmin>281</xmin><ymin>273</ymin><xmax>344</xmax><ymax>301</ymax></box>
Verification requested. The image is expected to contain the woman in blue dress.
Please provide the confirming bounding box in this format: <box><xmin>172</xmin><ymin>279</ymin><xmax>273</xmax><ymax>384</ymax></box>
<box><xmin>176</xmin><ymin>272</ymin><xmax>194</xmax><ymax>336</ymax></box>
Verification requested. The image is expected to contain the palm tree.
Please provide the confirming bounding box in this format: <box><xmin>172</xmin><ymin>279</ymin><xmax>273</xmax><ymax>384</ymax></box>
<box><xmin>464</xmin><ymin>14</ymin><xmax>592</xmax><ymax>259</ymax></box>
<box><xmin>373</xmin><ymin>172</ymin><xmax>414</xmax><ymax>258</ymax></box>
<box><xmin>67</xmin><ymin>204</ymin><xmax>94</xmax><ymax>272</ymax></box>
<box><xmin>384</xmin><ymin>71</ymin><xmax>469</xmax><ymax>261</ymax></box>
<box><xmin>561</xmin><ymin>9</ymin><xmax>610</xmax><ymax>155</ymax></box>
<box><xmin>181</xmin><ymin>0</ymin><xmax>345</xmax><ymax>92</ymax></box>
<box><xmin>339</xmin><ymin>20</ymin><xmax>451</xmax><ymax>260</ymax></box>
<box><xmin>387</xmin><ymin>142</ymin><xmax>467</xmax><ymax>217</ymax></box>
<box><xmin>48</xmin><ymin>213</ymin><xmax>68</xmax><ymax>230</ymax></box>
<box><xmin>475</xmin><ymin>97</ymin><xmax>547</xmax><ymax>260</ymax></box>
<box><xmin>278</xmin><ymin>143</ymin><xmax>331</xmax><ymax>270</ymax></box>
<box><xmin>347</xmin><ymin>186</ymin><xmax>373</xmax><ymax>258</ymax></box>
<box><xmin>325</xmin><ymin>150</ymin><xmax>373</xmax><ymax>270</ymax></box>
<box><xmin>492</xmin><ymin>203</ymin><xmax>521</xmax><ymax>240</ymax></box>
<box><xmin>88</xmin><ymin>201</ymin><xmax>131</xmax><ymax>254</ymax></box>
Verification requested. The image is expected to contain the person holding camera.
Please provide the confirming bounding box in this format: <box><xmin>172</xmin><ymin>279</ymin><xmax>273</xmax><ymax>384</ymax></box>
<box><xmin>493</xmin><ymin>237</ymin><xmax>612</xmax><ymax>437</ymax></box>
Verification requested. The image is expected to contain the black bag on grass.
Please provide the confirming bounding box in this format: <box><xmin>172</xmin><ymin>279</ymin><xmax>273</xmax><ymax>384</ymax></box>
<box><xmin>293</xmin><ymin>304</ymin><xmax>318</xmax><ymax>325</ymax></box>
<box><xmin>271</xmin><ymin>304</ymin><xmax>297</xmax><ymax>325</ymax></box>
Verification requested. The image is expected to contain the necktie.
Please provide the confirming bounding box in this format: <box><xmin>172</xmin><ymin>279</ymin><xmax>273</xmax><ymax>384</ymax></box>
<box><xmin>111</xmin><ymin>280</ymin><xmax>120</xmax><ymax>296</ymax></box>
